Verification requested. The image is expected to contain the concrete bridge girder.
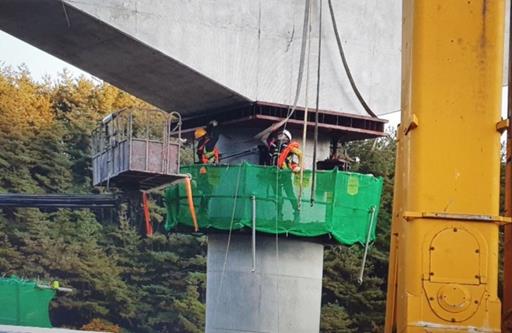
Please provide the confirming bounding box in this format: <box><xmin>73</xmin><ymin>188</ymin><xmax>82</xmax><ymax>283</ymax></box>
<box><xmin>0</xmin><ymin>0</ymin><xmax>402</xmax><ymax>118</ymax></box>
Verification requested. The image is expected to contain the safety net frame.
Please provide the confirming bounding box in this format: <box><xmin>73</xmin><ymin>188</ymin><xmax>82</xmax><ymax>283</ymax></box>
<box><xmin>165</xmin><ymin>163</ymin><xmax>383</xmax><ymax>246</ymax></box>
<box><xmin>0</xmin><ymin>277</ymin><xmax>55</xmax><ymax>328</ymax></box>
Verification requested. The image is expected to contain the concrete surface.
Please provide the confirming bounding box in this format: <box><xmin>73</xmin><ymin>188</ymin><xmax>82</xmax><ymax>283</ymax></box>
<box><xmin>0</xmin><ymin>0</ymin><xmax>402</xmax><ymax>117</ymax></box>
<box><xmin>0</xmin><ymin>0</ymin><xmax>509</xmax><ymax>118</ymax></box>
<box><xmin>0</xmin><ymin>0</ymin><xmax>250</xmax><ymax>115</ymax></box>
<box><xmin>206</xmin><ymin>234</ymin><xmax>324</xmax><ymax>333</ymax></box>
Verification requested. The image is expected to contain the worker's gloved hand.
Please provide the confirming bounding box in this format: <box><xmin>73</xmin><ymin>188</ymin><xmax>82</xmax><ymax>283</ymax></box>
<box><xmin>209</xmin><ymin>120</ymin><xmax>218</xmax><ymax>127</ymax></box>
<box><xmin>291</xmin><ymin>165</ymin><xmax>301</xmax><ymax>173</ymax></box>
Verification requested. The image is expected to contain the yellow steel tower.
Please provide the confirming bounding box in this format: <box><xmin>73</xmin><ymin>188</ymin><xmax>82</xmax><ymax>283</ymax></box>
<box><xmin>385</xmin><ymin>0</ymin><xmax>507</xmax><ymax>332</ymax></box>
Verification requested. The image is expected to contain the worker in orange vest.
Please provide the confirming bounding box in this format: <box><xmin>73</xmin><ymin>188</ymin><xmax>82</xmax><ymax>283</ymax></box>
<box><xmin>195</xmin><ymin>120</ymin><xmax>220</xmax><ymax>164</ymax></box>
<box><xmin>267</xmin><ymin>129</ymin><xmax>303</xmax><ymax>172</ymax></box>
<box><xmin>266</xmin><ymin>129</ymin><xmax>303</xmax><ymax>221</ymax></box>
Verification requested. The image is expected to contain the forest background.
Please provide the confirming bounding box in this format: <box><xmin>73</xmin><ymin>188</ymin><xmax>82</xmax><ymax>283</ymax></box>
<box><xmin>0</xmin><ymin>65</ymin><xmax>493</xmax><ymax>332</ymax></box>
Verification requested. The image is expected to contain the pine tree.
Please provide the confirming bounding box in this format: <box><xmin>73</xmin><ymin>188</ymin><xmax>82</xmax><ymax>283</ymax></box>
<box><xmin>0</xmin><ymin>64</ymin><xmax>400</xmax><ymax>332</ymax></box>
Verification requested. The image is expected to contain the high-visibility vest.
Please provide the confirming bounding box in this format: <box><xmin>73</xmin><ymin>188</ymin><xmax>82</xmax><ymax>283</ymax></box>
<box><xmin>277</xmin><ymin>141</ymin><xmax>301</xmax><ymax>170</ymax></box>
<box><xmin>198</xmin><ymin>140</ymin><xmax>220</xmax><ymax>164</ymax></box>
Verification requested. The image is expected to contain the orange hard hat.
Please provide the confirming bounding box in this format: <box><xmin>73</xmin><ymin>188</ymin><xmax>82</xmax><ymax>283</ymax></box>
<box><xmin>194</xmin><ymin>127</ymin><xmax>207</xmax><ymax>139</ymax></box>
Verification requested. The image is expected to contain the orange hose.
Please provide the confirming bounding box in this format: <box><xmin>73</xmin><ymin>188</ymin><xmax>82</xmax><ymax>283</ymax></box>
<box><xmin>184</xmin><ymin>177</ymin><xmax>199</xmax><ymax>232</ymax></box>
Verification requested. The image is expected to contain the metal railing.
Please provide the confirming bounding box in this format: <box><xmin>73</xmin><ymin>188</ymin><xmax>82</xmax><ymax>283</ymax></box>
<box><xmin>91</xmin><ymin>108</ymin><xmax>182</xmax><ymax>188</ymax></box>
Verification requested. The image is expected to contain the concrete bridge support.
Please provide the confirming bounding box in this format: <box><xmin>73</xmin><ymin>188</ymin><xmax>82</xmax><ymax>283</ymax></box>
<box><xmin>206</xmin><ymin>233</ymin><xmax>324</xmax><ymax>333</ymax></box>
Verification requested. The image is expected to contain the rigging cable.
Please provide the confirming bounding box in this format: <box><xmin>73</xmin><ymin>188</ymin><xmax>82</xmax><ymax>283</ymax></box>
<box><xmin>270</xmin><ymin>1</ymin><xmax>313</xmax><ymax>328</ymax></box>
<box><xmin>327</xmin><ymin>0</ymin><xmax>377</xmax><ymax>118</ymax></box>
<box><xmin>213</xmin><ymin>165</ymin><xmax>243</xmax><ymax>321</ymax></box>
<box><xmin>311</xmin><ymin>0</ymin><xmax>323</xmax><ymax>206</ymax></box>
<box><xmin>254</xmin><ymin>0</ymin><xmax>312</xmax><ymax>141</ymax></box>
<box><xmin>298</xmin><ymin>2</ymin><xmax>313</xmax><ymax>208</ymax></box>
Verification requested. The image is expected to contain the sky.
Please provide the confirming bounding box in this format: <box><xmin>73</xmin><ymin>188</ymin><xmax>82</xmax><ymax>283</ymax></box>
<box><xmin>0</xmin><ymin>30</ymin><xmax>92</xmax><ymax>81</ymax></box>
<box><xmin>0</xmin><ymin>29</ymin><xmax>507</xmax><ymax>131</ymax></box>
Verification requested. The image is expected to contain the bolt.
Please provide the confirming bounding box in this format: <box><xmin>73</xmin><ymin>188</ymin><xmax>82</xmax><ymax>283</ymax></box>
<box><xmin>474</xmin><ymin>300</ymin><xmax>479</xmax><ymax>304</ymax></box>
<box><xmin>475</xmin><ymin>249</ymin><xmax>480</xmax><ymax>254</ymax></box>
<box><xmin>430</xmin><ymin>272</ymin><xmax>435</xmax><ymax>276</ymax></box>
<box><xmin>429</xmin><ymin>297</ymin><xmax>434</xmax><ymax>301</ymax></box>
<box><xmin>453</xmin><ymin>228</ymin><xmax>458</xmax><ymax>232</ymax></box>
<box><xmin>430</xmin><ymin>246</ymin><xmax>435</xmax><ymax>251</ymax></box>
<box><xmin>451</xmin><ymin>318</ymin><xmax>456</xmax><ymax>323</ymax></box>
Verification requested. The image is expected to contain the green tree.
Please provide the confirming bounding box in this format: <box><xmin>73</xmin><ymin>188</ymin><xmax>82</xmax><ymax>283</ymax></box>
<box><xmin>0</xmin><ymin>64</ymin><xmax>399</xmax><ymax>332</ymax></box>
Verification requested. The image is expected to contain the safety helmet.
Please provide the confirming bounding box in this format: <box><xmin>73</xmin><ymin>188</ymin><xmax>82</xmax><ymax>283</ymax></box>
<box><xmin>280</xmin><ymin>129</ymin><xmax>292</xmax><ymax>141</ymax></box>
<box><xmin>194</xmin><ymin>127</ymin><xmax>207</xmax><ymax>139</ymax></box>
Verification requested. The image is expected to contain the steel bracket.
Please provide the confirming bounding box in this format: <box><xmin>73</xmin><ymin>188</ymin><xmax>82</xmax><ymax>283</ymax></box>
<box><xmin>497</xmin><ymin>118</ymin><xmax>510</xmax><ymax>134</ymax></box>
<box><xmin>404</xmin><ymin>114</ymin><xmax>419</xmax><ymax>135</ymax></box>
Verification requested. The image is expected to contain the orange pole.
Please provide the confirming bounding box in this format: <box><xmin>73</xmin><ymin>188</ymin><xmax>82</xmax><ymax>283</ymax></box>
<box><xmin>184</xmin><ymin>177</ymin><xmax>199</xmax><ymax>232</ymax></box>
<box><xmin>503</xmin><ymin>1</ymin><xmax>512</xmax><ymax>329</ymax></box>
<box><xmin>142</xmin><ymin>191</ymin><xmax>153</xmax><ymax>237</ymax></box>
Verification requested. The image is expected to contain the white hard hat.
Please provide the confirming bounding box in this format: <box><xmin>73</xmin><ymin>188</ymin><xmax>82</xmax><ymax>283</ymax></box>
<box><xmin>281</xmin><ymin>129</ymin><xmax>292</xmax><ymax>141</ymax></box>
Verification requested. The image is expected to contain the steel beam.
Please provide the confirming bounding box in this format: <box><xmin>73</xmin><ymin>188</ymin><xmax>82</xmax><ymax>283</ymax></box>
<box><xmin>0</xmin><ymin>194</ymin><xmax>117</xmax><ymax>208</ymax></box>
<box><xmin>503</xmin><ymin>1</ymin><xmax>512</xmax><ymax>330</ymax></box>
<box><xmin>386</xmin><ymin>0</ymin><xmax>505</xmax><ymax>331</ymax></box>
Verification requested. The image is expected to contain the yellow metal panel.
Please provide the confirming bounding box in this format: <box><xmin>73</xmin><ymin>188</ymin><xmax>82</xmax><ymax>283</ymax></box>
<box><xmin>388</xmin><ymin>0</ymin><xmax>505</xmax><ymax>331</ymax></box>
<box><xmin>407</xmin><ymin>0</ymin><xmax>503</xmax><ymax>215</ymax></box>
<box><xmin>429</xmin><ymin>227</ymin><xmax>481</xmax><ymax>285</ymax></box>
<box><xmin>384</xmin><ymin>126</ymin><xmax>405</xmax><ymax>333</ymax></box>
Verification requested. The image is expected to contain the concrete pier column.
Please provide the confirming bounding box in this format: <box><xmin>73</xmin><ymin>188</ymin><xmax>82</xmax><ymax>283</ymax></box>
<box><xmin>205</xmin><ymin>233</ymin><xmax>324</xmax><ymax>333</ymax></box>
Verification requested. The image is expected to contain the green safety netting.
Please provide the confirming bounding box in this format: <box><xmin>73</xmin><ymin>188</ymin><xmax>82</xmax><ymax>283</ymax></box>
<box><xmin>0</xmin><ymin>277</ymin><xmax>55</xmax><ymax>328</ymax></box>
<box><xmin>165</xmin><ymin>163</ymin><xmax>383</xmax><ymax>245</ymax></box>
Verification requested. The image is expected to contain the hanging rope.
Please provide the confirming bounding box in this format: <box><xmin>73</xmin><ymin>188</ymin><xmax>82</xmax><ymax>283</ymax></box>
<box><xmin>270</xmin><ymin>0</ymin><xmax>313</xmax><ymax>323</ymax></box>
<box><xmin>254</xmin><ymin>0</ymin><xmax>312</xmax><ymax>141</ymax></box>
<box><xmin>298</xmin><ymin>2</ymin><xmax>313</xmax><ymax>208</ymax></box>
<box><xmin>273</xmin><ymin>168</ymin><xmax>281</xmax><ymax>332</ymax></box>
<box><xmin>214</xmin><ymin>166</ymin><xmax>243</xmax><ymax>318</ymax></box>
<box><xmin>251</xmin><ymin>195</ymin><xmax>257</xmax><ymax>272</ymax></box>
<box><xmin>327</xmin><ymin>0</ymin><xmax>377</xmax><ymax>118</ymax></box>
<box><xmin>311</xmin><ymin>0</ymin><xmax>323</xmax><ymax>206</ymax></box>
<box><xmin>357</xmin><ymin>206</ymin><xmax>377</xmax><ymax>285</ymax></box>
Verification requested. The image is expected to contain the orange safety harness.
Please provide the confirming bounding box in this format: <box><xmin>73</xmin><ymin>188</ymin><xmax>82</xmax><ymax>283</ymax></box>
<box><xmin>277</xmin><ymin>141</ymin><xmax>301</xmax><ymax>170</ymax></box>
<box><xmin>197</xmin><ymin>139</ymin><xmax>220</xmax><ymax>164</ymax></box>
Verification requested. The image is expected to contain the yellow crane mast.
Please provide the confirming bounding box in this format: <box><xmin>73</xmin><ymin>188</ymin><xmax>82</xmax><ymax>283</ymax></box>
<box><xmin>385</xmin><ymin>0</ymin><xmax>507</xmax><ymax>332</ymax></box>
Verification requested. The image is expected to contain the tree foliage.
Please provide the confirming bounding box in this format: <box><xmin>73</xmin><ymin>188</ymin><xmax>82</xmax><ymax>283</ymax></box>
<box><xmin>0</xmin><ymin>65</ymin><xmax>397</xmax><ymax>332</ymax></box>
<box><xmin>0</xmin><ymin>66</ymin><xmax>205</xmax><ymax>332</ymax></box>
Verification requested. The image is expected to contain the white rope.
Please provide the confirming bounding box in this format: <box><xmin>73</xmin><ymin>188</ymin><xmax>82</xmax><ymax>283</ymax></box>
<box><xmin>311</xmin><ymin>0</ymin><xmax>323</xmax><ymax>207</ymax></box>
<box><xmin>254</xmin><ymin>0</ymin><xmax>312</xmax><ymax>141</ymax></box>
<box><xmin>274</xmin><ymin>169</ymin><xmax>281</xmax><ymax>333</ymax></box>
<box><xmin>298</xmin><ymin>3</ymin><xmax>313</xmax><ymax>208</ymax></box>
<box><xmin>251</xmin><ymin>195</ymin><xmax>257</xmax><ymax>272</ymax></box>
<box><xmin>271</xmin><ymin>1</ymin><xmax>312</xmax><ymax>326</ymax></box>
<box><xmin>213</xmin><ymin>165</ymin><xmax>243</xmax><ymax>320</ymax></box>
<box><xmin>357</xmin><ymin>206</ymin><xmax>376</xmax><ymax>285</ymax></box>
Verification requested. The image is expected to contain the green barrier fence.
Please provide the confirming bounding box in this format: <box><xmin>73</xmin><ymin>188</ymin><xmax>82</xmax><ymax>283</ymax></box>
<box><xmin>165</xmin><ymin>163</ymin><xmax>383</xmax><ymax>245</ymax></box>
<box><xmin>0</xmin><ymin>277</ymin><xmax>55</xmax><ymax>328</ymax></box>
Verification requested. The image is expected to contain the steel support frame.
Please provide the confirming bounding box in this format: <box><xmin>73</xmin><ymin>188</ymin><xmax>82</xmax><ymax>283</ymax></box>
<box><xmin>503</xmin><ymin>0</ymin><xmax>512</xmax><ymax>330</ymax></box>
<box><xmin>385</xmin><ymin>1</ymin><xmax>505</xmax><ymax>332</ymax></box>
